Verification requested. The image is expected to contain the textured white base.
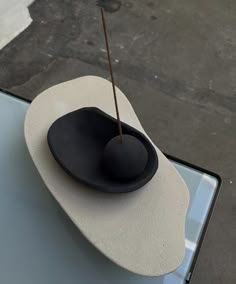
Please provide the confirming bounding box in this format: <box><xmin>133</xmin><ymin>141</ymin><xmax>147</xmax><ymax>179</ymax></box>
<box><xmin>0</xmin><ymin>0</ymin><xmax>34</xmax><ymax>49</ymax></box>
<box><xmin>24</xmin><ymin>76</ymin><xmax>189</xmax><ymax>276</ymax></box>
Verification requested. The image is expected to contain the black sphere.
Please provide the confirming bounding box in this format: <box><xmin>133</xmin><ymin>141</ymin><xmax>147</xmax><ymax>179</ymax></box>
<box><xmin>102</xmin><ymin>135</ymin><xmax>148</xmax><ymax>180</ymax></box>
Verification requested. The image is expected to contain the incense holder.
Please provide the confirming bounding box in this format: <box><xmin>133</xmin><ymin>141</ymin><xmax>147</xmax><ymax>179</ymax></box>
<box><xmin>103</xmin><ymin>134</ymin><xmax>148</xmax><ymax>180</ymax></box>
<box><xmin>24</xmin><ymin>76</ymin><xmax>189</xmax><ymax>277</ymax></box>
<box><xmin>47</xmin><ymin>107</ymin><xmax>158</xmax><ymax>193</ymax></box>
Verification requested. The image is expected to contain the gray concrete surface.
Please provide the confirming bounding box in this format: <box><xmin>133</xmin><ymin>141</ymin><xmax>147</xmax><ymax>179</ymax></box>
<box><xmin>0</xmin><ymin>0</ymin><xmax>235</xmax><ymax>283</ymax></box>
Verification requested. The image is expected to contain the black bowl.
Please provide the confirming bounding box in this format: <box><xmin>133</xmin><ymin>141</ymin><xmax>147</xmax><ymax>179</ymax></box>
<box><xmin>47</xmin><ymin>107</ymin><xmax>158</xmax><ymax>193</ymax></box>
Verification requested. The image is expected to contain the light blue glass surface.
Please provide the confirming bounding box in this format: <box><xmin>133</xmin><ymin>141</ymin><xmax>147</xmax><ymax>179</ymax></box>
<box><xmin>0</xmin><ymin>92</ymin><xmax>218</xmax><ymax>284</ymax></box>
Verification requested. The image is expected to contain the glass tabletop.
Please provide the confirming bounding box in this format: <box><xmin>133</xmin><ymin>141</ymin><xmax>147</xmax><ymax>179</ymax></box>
<box><xmin>0</xmin><ymin>91</ymin><xmax>220</xmax><ymax>284</ymax></box>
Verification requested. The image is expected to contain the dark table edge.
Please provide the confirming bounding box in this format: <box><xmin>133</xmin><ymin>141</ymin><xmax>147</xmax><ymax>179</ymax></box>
<box><xmin>0</xmin><ymin>87</ymin><xmax>31</xmax><ymax>103</ymax></box>
<box><xmin>165</xmin><ymin>154</ymin><xmax>222</xmax><ymax>283</ymax></box>
<box><xmin>0</xmin><ymin>87</ymin><xmax>222</xmax><ymax>283</ymax></box>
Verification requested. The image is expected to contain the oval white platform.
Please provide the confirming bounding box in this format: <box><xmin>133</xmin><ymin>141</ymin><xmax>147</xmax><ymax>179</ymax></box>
<box><xmin>24</xmin><ymin>76</ymin><xmax>189</xmax><ymax>276</ymax></box>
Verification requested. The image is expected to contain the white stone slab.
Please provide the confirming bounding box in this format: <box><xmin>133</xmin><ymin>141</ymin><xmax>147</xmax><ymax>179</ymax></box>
<box><xmin>0</xmin><ymin>0</ymin><xmax>34</xmax><ymax>49</ymax></box>
<box><xmin>24</xmin><ymin>76</ymin><xmax>189</xmax><ymax>276</ymax></box>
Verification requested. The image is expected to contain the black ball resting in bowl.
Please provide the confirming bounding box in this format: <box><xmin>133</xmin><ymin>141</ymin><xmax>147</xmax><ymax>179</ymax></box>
<box><xmin>47</xmin><ymin>107</ymin><xmax>158</xmax><ymax>193</ymax></box>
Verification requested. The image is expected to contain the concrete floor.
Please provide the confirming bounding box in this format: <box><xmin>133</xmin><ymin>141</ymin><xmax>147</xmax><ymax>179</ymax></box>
<box><xmin>0</xmin><ymin>0</ymin><xmax>235</xmax><ymax>283</ymax></box>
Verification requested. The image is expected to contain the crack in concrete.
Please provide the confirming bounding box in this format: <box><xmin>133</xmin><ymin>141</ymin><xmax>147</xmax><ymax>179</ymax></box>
<box><xmin>55</xmin><ymin>52</ymin><xmax>235</xmax><ymax>116</ymax></box>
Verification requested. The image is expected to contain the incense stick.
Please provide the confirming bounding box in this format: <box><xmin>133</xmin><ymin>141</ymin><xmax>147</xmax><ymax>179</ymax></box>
<box><xmin>100</xmin><ymin>8</ymin><xmax>123</xmax><ymax>142</ymax></box>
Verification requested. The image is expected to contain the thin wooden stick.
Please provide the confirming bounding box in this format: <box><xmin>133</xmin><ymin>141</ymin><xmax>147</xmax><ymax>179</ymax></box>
<box><xmin>100</xmin><ymin>8</ymin><xmax>123</xmax><ymax>142</ymax></box>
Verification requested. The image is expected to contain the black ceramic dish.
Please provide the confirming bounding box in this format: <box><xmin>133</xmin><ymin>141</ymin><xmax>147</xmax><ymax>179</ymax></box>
<box><xmin>47</xmin><ymin>107</ymin><xmax>158</xmax><ymax>193</ymax></box>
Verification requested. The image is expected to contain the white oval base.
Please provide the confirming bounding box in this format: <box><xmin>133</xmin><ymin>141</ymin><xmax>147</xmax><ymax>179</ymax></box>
<box><xmin>24</xmin><ymin>76</ymin><xmax>189</xmax><ymax>276</ymax></box>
